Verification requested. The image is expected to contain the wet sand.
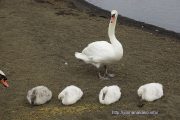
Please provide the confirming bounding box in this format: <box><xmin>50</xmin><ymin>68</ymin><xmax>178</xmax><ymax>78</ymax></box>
<box><xmin>0</xmin><ymin>0</ymin><xmax>179</xmax><ymax>120</ymax></box>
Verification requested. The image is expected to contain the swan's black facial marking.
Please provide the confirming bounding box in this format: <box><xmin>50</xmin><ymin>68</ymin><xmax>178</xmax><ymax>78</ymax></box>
<box><xmin>0</xmin><ymin>74</ymin><xmax>7</xmax><ymax>81</ymax></box>
<box><xmin>110</xmin><ymin>14</ymin><xmax>116</xmax><ymax>23</ymax></box>
<box><xmin>111</xmin><ymin>14</ymin><xmax>115</xmax><ymax>18</ymax></box>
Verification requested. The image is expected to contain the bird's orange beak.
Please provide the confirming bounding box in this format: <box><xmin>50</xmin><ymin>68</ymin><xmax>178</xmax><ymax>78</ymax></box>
<box><xmin>0</xmin><ymin>79</ymin><xmax>9</xmax><ymax>88</ymax></box>
<box><xmin>111</xmin><ymin>16</ymin><xmax>115</xmax><ymax>23</ymax></box>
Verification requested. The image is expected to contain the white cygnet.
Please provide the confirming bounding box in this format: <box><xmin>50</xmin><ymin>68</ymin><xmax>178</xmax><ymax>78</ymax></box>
<box><xmin>58</xmin><ymin>85</ymin><xmax>83</xmax><ymax>105</ymax></box>
<box><xmin>27</xmin><ymin>86</ymin><xmax>52</xmax><ymax>105</ymax></box>
<box><xmin>137</xmin><ymin>83</ymin><xmax>163</xmax><ymax>102</ymax></box>
<box><xmin>99</xmin><ymin>85</ymin><xmax>121</xmax><ymax>105</ymax></box>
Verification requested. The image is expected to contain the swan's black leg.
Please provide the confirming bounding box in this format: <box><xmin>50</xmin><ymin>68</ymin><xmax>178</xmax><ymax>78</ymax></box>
<box><xmin>104</xmin><ymin>65</ymin><xmax>115</xmax><ymax>78</ymax></box>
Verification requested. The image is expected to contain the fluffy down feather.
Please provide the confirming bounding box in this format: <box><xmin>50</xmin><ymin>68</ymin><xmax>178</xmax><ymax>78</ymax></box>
<box><xmin>27</xmin><ymin>86</ymin><xmax>52</xmax><ymax>105</ymax></box>
<box><xmin>137</xmin><ymin>83</ymin><xmax>163</xmax><ymax>102</ymax></box>
<box><xmin>58</xmin><ymin>85</ymin><xmax>83</xmax><ymax>105</ymax></box>
<box><xmin>99</xmin><ymin>85</ymin><xmax>121</xmax><ymax>105</ymax></box>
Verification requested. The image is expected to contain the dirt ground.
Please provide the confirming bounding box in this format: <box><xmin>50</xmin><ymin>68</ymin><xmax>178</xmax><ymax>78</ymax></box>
<box><xmin>0</xmin><ymin>0</ymin><xmax>179</xmax><ymax>120</ymax></box>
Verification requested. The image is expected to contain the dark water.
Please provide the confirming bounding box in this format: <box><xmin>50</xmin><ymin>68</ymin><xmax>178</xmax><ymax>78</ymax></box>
<box><xmin>86</xmin><ymin>0</ymin><xmax>180</xmax><ymax>33</ymax></box>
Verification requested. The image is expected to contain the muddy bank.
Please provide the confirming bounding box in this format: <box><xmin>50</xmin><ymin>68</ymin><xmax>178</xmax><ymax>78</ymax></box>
<box><xmin>0</xmin><ymin>0</ymin><xmax>180</xmax><ymax>120</ymax></box>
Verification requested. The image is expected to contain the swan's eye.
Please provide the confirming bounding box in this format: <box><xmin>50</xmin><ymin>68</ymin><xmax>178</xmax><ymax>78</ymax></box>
<box><xmin>111</xmin><ymin>14</ymin><xmax>115</xmax><ymax>18</ymax></box>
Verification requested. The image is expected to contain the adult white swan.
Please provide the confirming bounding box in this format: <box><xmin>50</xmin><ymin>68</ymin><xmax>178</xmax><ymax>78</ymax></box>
<box><xmin>75</xmin><ymin>10</ymin><xmax>123</xmax><ymax>80</ymax></box>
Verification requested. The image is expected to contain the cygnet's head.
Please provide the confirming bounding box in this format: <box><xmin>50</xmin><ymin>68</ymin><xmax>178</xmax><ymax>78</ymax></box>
<box><xmin>58</xmin><ymin>92</ymin><xmax>66</xmax><ymax>100</ymax></box>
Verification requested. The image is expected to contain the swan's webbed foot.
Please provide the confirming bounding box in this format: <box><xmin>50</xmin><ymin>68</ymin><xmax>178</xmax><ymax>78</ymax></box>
<box><xmin>107</xmin><ymin>73</ymin><xmax>115</xmax><ymax>78</ymax></box>
<box><xmin>104</xmin><ymin>65</ymin><xmax>115</xmax><ymax>78</ymax></box>
<box><xmin>98</xmin><ymin>72</ymin><xmax>110</xmax><ymax>80</ymax></box>
<box><xmin>98</xmin><ymin>65</ymin><xmax>115</xmax><ymax>80</ymax></box>
<box><xmin>97</xmin><ymin>65</ymin><xmax>115</xmax><ymax>80</ymax></box>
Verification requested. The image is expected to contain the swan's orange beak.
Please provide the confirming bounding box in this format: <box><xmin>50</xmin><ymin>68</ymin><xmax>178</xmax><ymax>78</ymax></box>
<box><xmin>111</xmin><ymin>15</ymin><xmax>115</xmax><ymax>23</ymax></box>
<box><xmin>0</xmin><ymin>79</ymin><xmax>9</xmax><ymax>88</ymax></box>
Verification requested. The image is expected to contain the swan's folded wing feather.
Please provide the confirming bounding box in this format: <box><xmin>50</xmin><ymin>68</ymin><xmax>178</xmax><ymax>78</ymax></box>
<box><xmin>82</xmin><ymin>41</ymin><xmax>115</xmax><ymax>62</ymax></box>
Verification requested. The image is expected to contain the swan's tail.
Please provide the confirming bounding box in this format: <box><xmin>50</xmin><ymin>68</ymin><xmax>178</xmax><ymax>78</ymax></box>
<box><xmin>75</xmin><ymin>52</ymin><xmax>90</xmax><ymax>63</ymax></box>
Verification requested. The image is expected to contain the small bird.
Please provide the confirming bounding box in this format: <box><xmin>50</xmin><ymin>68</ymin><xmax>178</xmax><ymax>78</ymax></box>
<box><xmin>99</xmin><ymin>85</ymin><xmax>121</xmax><ymax>105</ymax></box>
<box><xmin>0</xmin><ymin>70</ymin><xmax>9</xmax><ymax>88</ymax></box>
<box><xmin>27</xmin><ymin>86</ymin><xmax>52</xmax><ymax>105</ymax></box>
<box><xmin>75</xmin><ymin>10</ymin><xmax>123</xmax><ymax>80</ymax></box>
<box><xmin>58</xmin><ymin>85</ymin><xmax>83</xmax><ymax>105</ymax></box>
<box><xmin>137</xmin><ymin>83</ymin><xmax>164</xmax><ymax>102</ymax></box>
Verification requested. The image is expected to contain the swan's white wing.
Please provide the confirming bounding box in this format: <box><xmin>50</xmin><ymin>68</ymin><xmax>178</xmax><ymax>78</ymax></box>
<box><xmin>82</xmin><ymin>41</ymin><xmax>115</xmax><ymax>63</ymax></box>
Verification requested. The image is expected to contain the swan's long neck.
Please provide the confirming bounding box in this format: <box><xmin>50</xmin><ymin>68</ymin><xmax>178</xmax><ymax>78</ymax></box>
<box><xmin>108</xmin><ymin>22</ymin><xmax>116</xmax><ymax>43</ymax></box>
<box><xmin>108</xmin><ymin>20</ymin><xmax>119</xmax><ymax>46</ymax></box>
<box><xmin>108</xmin><ymin>20</ymin><xmax>121</xmax><ymax>47</ymax></box>
<box><xmin>108</xmin><ymin>17</ymin><xmax>123</xmax><ymax>58</ymax></box>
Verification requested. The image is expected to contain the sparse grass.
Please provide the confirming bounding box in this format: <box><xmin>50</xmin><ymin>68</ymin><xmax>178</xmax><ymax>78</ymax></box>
<box><xmin>16</xmin><ymin>103</ymin><xmax>104</xmax><ymax>120</ymax></box>
<box><xmin>33</xmin><ymin>103</ymin><xmax>104</xmax><ymax>115</ymax></box>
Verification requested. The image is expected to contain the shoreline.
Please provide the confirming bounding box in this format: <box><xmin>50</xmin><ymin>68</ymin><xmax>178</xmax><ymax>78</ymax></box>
<box><xmin>73</xmin><ymin>0</ymin><xmax>180</xmax><ymax>39</ymax></box>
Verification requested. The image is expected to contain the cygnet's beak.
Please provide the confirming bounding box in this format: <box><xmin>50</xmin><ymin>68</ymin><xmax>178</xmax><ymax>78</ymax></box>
<box><xmin>0</xmin><ymin>79</ymin><xmax>9</xmax><ymax>88</ymax></box>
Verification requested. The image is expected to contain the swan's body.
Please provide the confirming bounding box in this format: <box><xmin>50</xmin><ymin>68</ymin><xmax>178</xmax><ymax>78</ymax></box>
<box><xmin>99</xmin><ymin>85</ymin><xmax>121</xmax><ymax>105</ymax></box>
<box><xmin>75</xmin><ymin>41</ymin><xmax>122</xmax><ymax>68</ymax></box>
<box><xmin>75</xmin><ymin>10</ymin><xmax>123</xmax><ymax>79</ymax></box>
<box><xmin>27</xmin><ymin>86</ymin><xmax>52</xmax><ymax>105</ymax></box>
<box><xmin>137</xmin><ymin>83</ymin><xmax>163</xmax><ymax>102</ymax></box>
<box><xmin>0</xmin><ymin>70</ymin><xmax>9</xmax><ymax>88</ymax></box>
<box><xmin>58</xmin><ymin>85</ymin><xmax>83</xmax><ymax>105</ymax></box>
